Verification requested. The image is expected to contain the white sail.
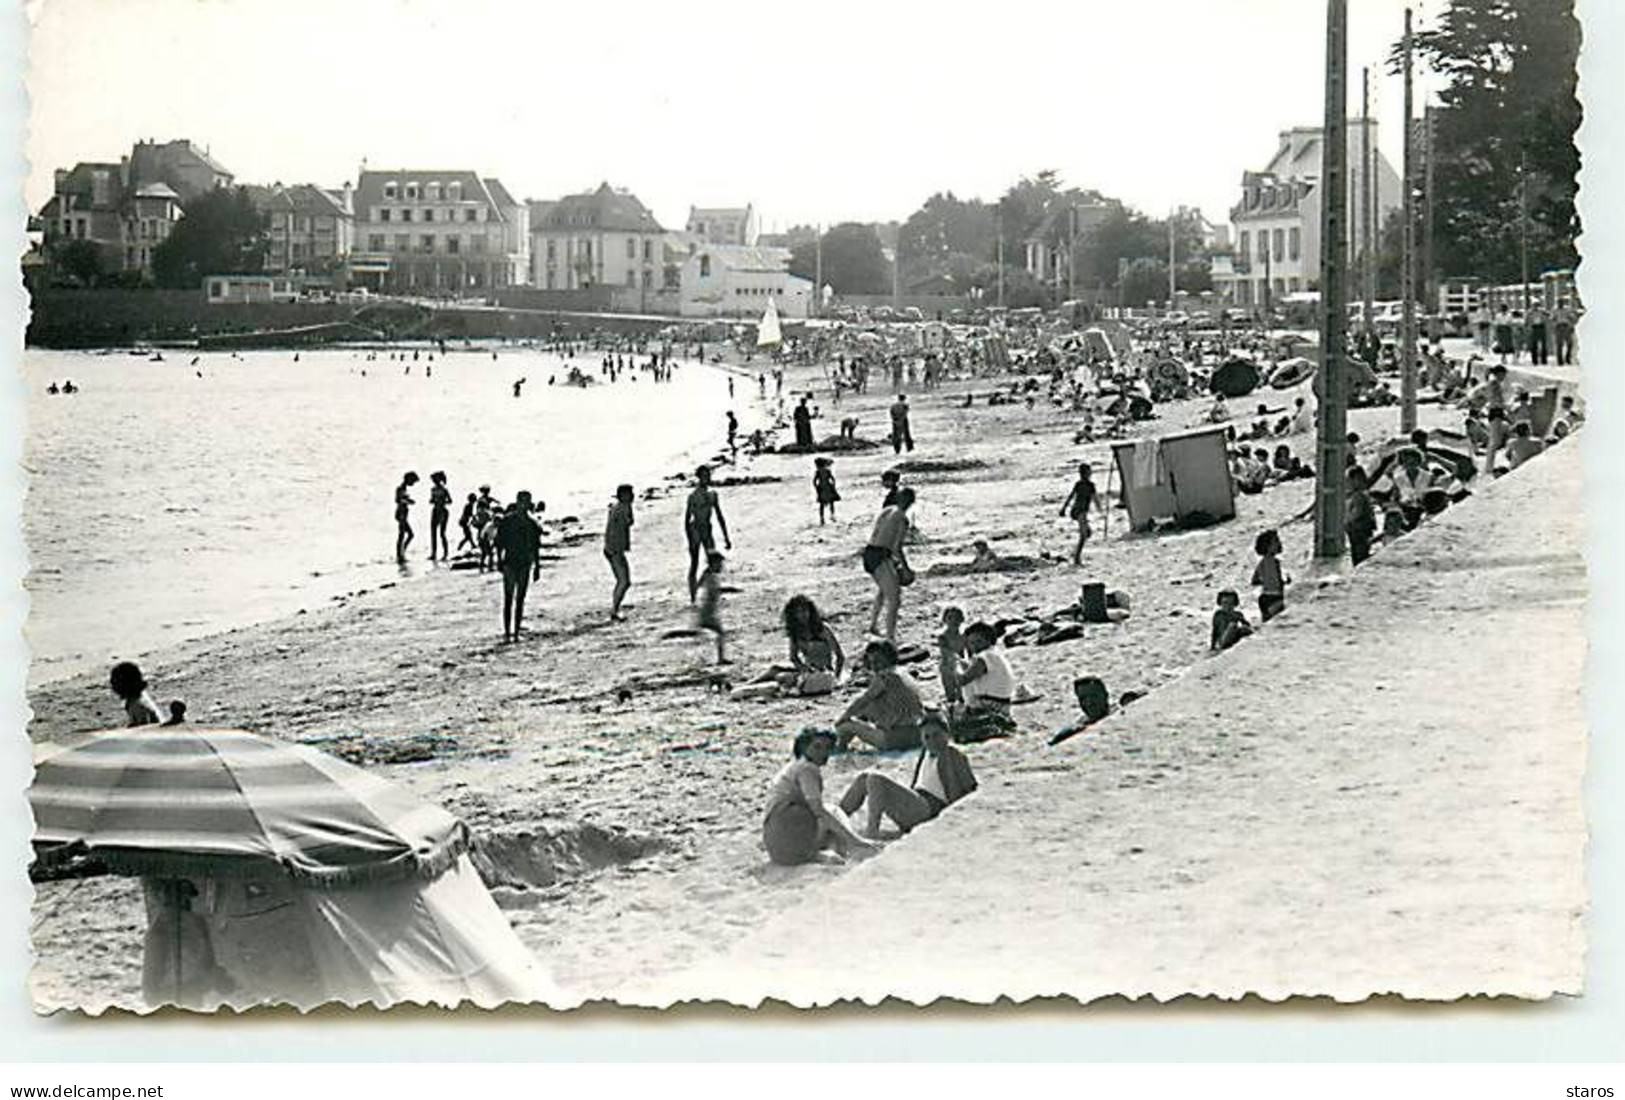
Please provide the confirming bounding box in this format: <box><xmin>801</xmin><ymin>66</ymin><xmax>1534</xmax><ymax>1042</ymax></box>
<box><xmin>757</xmin><ymin>298</ymin><xmax>782</xmax><ymax>347</ymax></box>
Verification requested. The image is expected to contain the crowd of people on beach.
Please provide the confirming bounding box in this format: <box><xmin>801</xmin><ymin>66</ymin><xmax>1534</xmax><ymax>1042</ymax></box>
<box><xmin>112</xmin><ymin>309</ymin><xmax>1585</xmax><ymax>878</ymax></box>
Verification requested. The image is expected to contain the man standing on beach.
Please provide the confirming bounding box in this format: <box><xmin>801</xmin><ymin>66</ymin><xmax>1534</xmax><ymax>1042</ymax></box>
<box><xmin>605</xmin><ymin>484</ymin><xmax>635</xmax><ymax>622</ymax></box>
<box><xmin>685</xmin><ymin>465</ymin><xmax>733</xmax><ymax>603</ymax></box>
<box><xmin>889</xmin><ymin>394</ymin><xmax>914</xmax><ymax>454</ymax></box>
<box><xmin>497</xmin><ymin>491</ymin><xmax>542</xmax><ymax>642</ymax></box>
<box><xmin>793</xmin><ymin>396</ymin><xmax>814</xmax><ymax>448</ymax></box>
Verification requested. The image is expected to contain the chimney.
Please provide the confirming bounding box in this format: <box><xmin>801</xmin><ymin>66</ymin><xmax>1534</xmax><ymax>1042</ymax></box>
<box><xmin>53</xmin><ymin>168</ymin><xmax>66</xmax><ymax>190</ymax></box>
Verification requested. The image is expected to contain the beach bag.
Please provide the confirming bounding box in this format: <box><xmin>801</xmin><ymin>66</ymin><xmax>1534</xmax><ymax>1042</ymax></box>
<box><xmin>762</xmin><ymin>799</ymin><xmax>820</xmax><ymax>866</ymax></box>
<box><xmin>1080</xmin><ymin>582</ymin><xmax>1109</xmax><ymax>623</ymax></box>
<box><xmin>896</xmin><ymin>559</ymin><xmax>916</xmax><ymax>587</ymax></box>
<box><xmin>950</xmin><ymin>709</ymin><xmax>1015</xmax><ymax>744</ymax></box>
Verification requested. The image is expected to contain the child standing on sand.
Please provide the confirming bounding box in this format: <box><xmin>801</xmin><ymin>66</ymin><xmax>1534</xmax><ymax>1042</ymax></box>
<box><xmin>1059</xmin><ymin>462</ymin><xmax>1104</xmax><ymax>564</ymax></box>
<box><xmin>1251</xmin><ymin>529</ymin><xmax>1288</xmax><ymax>622</ymax></box>
<box><xmin>457</xmin><ymin>492</ymin><xmax>478</xmax><ymax>553</ymax></box>
<box><xmin>697</xmin><ymin>551</ymin><xmax>729</xmax><ymax>664</ymax></box>
<box><xmin>936</xmin><ymin>606</ymin><xmax>967</xmax><ymax>706</ymax></box>
<box><xmin>813</xmin><ymin>458</ymin><xmax>841</xmax><ymax>525</ymax></box>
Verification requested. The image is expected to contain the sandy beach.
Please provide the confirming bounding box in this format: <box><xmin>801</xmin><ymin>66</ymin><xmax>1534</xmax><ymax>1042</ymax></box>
<box><xmin>26</xmin><ymin>354</ymin><xmax>1558</xmax><ymax>1011</ymax></box>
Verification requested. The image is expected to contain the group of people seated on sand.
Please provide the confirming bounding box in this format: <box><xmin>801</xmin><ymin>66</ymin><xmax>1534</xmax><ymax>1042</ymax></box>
<box><xmin>761</xmin><ymin>716</ymin><xmax>979</xmax><ymax>862</ymax></box>
<box><xmin>1230</xmin><ymin>444</ymin><xmax>1314</xmax><ymax>494</ymax></box>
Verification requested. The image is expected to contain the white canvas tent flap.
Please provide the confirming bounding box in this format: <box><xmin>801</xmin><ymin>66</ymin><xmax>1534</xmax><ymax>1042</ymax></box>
<box><xmin>149</xmin><ymin>855</ymin><xmax>560</xmax><ymax>1011</ymax></box>
<box><xmin>1110</xmin><ymin>425</ymin><xmax>1236</xmax><ymax>532</ymax></box>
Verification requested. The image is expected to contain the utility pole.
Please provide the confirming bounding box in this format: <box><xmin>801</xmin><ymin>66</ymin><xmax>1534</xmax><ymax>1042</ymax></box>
<box><xmin>814</xmin><ymin>224</ymin><xmax>822</xmax><ymax>319</ymax></box>
<box><xmin>1314</xmin><ymin>0</ymin><xmax>1350</xmax><ymax>562</ymax></box>
<box><xmin>1167</xmin><ymin>207</ymin><xmax>1177</xmax><ymax>308</ymax></box>
<box><xmin>1423</xmin><ymin>104</ymin><xmax>1436</xmax><ymax>319</ymax></box>
<box><xmin>1361</xmin><ymin>66</ymin><xmax>1374</xmax><ymax>336</ymax></box>
<box><xmin>1068</xmin><ymin>204</ymin><xmax>1077</xmax><ymax>304</ymax></box>
<box><xmin>1400</xmin><ymin>6</ymin><xmax>1418</xmax><ymax>434</ymax></box>
<box><xmin>1520</xmin><ymin>151</ymin><xmax>1531</xmax><ymax>315</ymax></box>
<box><xmin>1262</xmin><ymin>241</ymin><xmax>1272</xmax><ymax>324</ymax></box>
<box><xmin>892</xmin><ymin>230</ymin><xmax>901</xmax><ymax>308</ymax></box>
<box><xmin>996</xmin><ymin>213</ymin><xmax>1005</xmax><ymax>309</ymax></box>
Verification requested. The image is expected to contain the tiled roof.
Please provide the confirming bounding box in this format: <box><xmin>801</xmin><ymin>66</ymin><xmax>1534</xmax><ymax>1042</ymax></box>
<box><xmin>536</xmin><ymin>182</ymin><xmax>662</xmax><ymax>233</ymax></box>
<box><xmin>254</xmin><ymin>183</ymin><xmax>347</xmax><ymax>216</ymax></box>
<box><xmin>690</xmin><ymin>244</ymin><xmax>791</xmax><ymax>273</ymax></box>
<box><xmin>483</xmin><ymin>177</ymin><xmax>519</xmax><ymax>209</ymax></box>
<box><xmin>355</xmin><ymin>170</ymin><xmax>507</xmax><ymax>222</ymax></box>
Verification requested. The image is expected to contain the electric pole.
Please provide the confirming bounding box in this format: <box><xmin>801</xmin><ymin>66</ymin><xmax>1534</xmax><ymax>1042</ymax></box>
<box><xmin>1400</xmin><ymin>6</ymin><xmax>1418</xmax><ymax>434</ymax></box>
<box><xmin>1361</xmin><ymin>66</ymin><xmax>1374</xmax><ymax>336</ymax></box>
<box><xmin>1423</xmin><ymin>104</ymin><xmax>1436</xmax><ymax>321</ymax></box>
<box><xmin>1520</xmin><ymin>152</ymin><xmax>1531</xmax><ymax>314</ymax></box>
<box><xmin>1068</xmin><ymin>204</ymin><xmax>1077</xmax><ymax>304</ymax></box>
<box><xmin>996</xmin><ymin>213</ymin><xmax>1005</xmax><ymax>309</ymax></box>
<box><xmin>814</xmin><ymin>224</ymin><xmax>822</xmax><ymax>319</ymax></box>
<box><xmin>1168</xmin><ymin>208</ymin><xmax>1177</xmax><ymax>308</ymax></box>
<box><xmin>1314</xmin><ymin>0</ymin><xmax>1350</xmax><ymax>561</ymax></box>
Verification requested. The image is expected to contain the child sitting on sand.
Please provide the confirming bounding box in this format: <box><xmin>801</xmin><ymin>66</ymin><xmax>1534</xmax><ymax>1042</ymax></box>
<box><xmin>813</xmin><ymin>458</ymin><xmax>841</xmax><ymax>525</ymax></box>
<box><xmin>109</xmin><ymin>661</ymin><xmax>162</xmax><ymax>727</ymax></box>
<box><xmin>697</xmin><ymin>551</ymin><xmax>728</xmax><ymax>665</ymax></box>
<box><xmin>1210</xmin><ymin>589</ymin><xmax>1253</xmax><ymax>652</ymax></box>
<box><xmin>936</xmin><ymin>606</ymin><xmax>967</xmax><ymax>706</ymax></box>
<box><xmin>1251</xmin><ymin>529</ymin><xmax>1287</xmax><ymax>622</ymax></box>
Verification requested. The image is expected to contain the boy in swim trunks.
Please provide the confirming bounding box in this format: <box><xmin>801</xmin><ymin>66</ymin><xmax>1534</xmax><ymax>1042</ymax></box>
<box><xmin>1059</xmin><ymin>462</ymin><xmax>1104</xmax><ymax>564</ymax></box>
<box><xmin>684</xmin><ymin>465</ymin><xmax>733</xmax><ymax>604</ymax></box>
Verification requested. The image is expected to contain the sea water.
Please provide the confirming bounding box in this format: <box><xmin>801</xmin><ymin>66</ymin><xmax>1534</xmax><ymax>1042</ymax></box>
<box><xmin>23</xmin><ymin>346</ymin><xmax>739</xmax><ymax>686</ymax></box>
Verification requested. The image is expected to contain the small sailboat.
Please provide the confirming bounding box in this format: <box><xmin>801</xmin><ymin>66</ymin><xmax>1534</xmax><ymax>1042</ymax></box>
<box><xmin>757</xmin><ymin>298</ymin><xmax>782</xmax><ymax>348</ymax></box>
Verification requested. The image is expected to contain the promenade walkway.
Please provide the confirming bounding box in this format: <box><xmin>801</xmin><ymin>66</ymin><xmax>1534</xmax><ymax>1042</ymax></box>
<box><xmin>663</xmin><ymin>441</ymin><xmax>1588</xmax><ymax>1007</ymax></box>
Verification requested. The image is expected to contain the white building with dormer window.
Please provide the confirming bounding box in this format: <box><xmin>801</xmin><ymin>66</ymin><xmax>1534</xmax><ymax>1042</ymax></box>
<box><xmin>1210</xmin><ymin>122</ymin><xmax>1401</xmax><ymax>309</ymax></box>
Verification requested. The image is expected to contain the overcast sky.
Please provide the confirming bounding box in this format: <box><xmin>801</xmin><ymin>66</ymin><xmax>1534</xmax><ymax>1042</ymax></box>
<box><xmin>26</xmin><ymin>0</ymin><xmax>1457</xmax><ymax>230</ymax></box>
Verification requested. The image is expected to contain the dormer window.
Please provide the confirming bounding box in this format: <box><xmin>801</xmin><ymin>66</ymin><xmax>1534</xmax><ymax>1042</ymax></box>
<box><xmin>384</xmin><ymin>182</ymin><xmax>398</xmax><ymax>200</ymax></box>
<box><xmin>405</xmin><ymin>182</ymin><xmax>419</xmax><ymax>201</ymax></box>
<box><xmin>427</xmin><ymin>183</ymin><xmax>441</xmax><ymax>201</ymax></box>
<box><xmin>448</xmin><ymin>182</ymin><xmax>462</xmax><ymax>201</ymax></box>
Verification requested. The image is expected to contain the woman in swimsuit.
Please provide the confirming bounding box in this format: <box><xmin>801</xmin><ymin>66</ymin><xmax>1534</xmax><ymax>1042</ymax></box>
<box><xmin>862</xmin><ymin>487</ymin><xmax>914</xmax><ymax>641</ymax></box>
<box><xmin>394</xmin><ymin>471</ymin><xmax>419</xmax><ymax>564</ymax></box>
<box><xmin>427</xmin><ymin>471</ymin><xmax>451</xmax><ymax>561</ymax></box>
<box><xmin>779</xmin><ymin>594</ymin><xmax>845</xmax><ymax>695</ymax></box>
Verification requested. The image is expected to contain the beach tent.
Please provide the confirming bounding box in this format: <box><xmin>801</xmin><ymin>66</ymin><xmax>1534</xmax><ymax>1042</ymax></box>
<box><xmin>1081</xmin><ymin>327</ymin><xmax>1116</xmax><ymax>366</ymax></box>
<box><xmin>1110</xmin><ymin>425</ymin><xmax>1236</xmax><ymax>533</ymax></box>
<box><xmin>1529</xmin><ymin>385</ymin><xmax>1560</xmax><ymax>437</ymax></box>
<box><xmin>30</xmin><ymin>727</ymin><xmax>553</xmax><ymax>1011</ymax></box>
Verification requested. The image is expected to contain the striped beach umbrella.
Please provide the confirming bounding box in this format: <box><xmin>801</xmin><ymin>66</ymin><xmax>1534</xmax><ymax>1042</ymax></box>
<box><xmin>29</xmin><ymin>728</ymin><xmax>469</xmax><ymax>888</ymax></box>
